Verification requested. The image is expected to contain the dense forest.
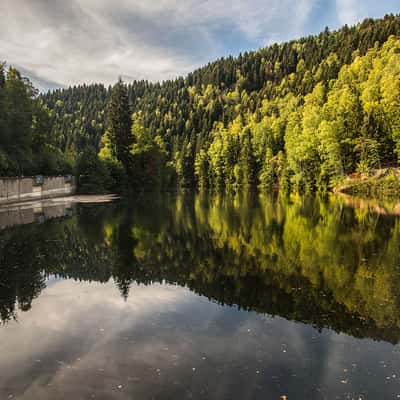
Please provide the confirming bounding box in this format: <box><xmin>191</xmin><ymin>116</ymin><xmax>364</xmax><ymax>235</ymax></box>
<box><xmin>0</xmin><ymin>64</ymin><xmax>74</xmax><ymax>176</ymax></box>
<box><xmin>2</xmin><ymin>14</ymin><xmax>400</xmax><ymax>193</ymax></box>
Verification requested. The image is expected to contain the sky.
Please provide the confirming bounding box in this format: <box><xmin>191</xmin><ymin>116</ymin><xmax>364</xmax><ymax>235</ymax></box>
<box><xmin>0</xmin><ymin>0</ymin><xmax>399</xmax><ymax>91</ymax></box>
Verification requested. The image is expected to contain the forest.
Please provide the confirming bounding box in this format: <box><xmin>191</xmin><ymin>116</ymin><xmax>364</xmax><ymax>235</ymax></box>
<box><xmin>0</xmin><ymin>64</ymin><xmax>74</xmax><ymax>176</ymax></box>
<box><xmin>2</xmin><ymin>14</ymin><xmax>400</xmax><ymax>193</ymax></box>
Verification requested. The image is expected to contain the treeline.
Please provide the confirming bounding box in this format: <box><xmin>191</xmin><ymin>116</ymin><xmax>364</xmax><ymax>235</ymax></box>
<box><xmin>41</xmin><ymin>14</ymin><xmax>400</xmax><ymax>192</ymax></box>
<box><xmin>0</xmin><ymin>64</ymin><xmax>74</xmax><ymax>176</ymax></box>
<box><xmin>10</xmin><ymin>14</ymin><xmax>400</xmax><ymax>192</ymax></box>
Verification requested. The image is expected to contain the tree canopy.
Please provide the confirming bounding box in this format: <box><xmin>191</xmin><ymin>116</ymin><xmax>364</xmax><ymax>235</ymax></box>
<box><xmin>3</xmin><ymin>14</ymin><xmax>400</xmax><ymax>193</ymax></box>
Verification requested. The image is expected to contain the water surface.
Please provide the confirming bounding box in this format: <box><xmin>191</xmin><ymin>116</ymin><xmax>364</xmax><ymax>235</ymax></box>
<box><xmin>0</xmin><ymin>193</ymin><xmax>399</xmax><ymax>399</ymax></box>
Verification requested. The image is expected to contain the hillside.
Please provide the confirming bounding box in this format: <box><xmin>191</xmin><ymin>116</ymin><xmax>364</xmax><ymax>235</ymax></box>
<box><xmin>39</xmin><ymin>14</ymin><xmax>400</xmax><ymax>192</ymax></box>
<box><xmin>4</xmin><ymin>14</ymin><xmax>400</xmax><ymax>193</ymax></box>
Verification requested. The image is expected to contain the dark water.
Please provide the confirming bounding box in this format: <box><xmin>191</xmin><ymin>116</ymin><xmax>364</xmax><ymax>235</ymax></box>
<box><xmin>0</xmin><ymin>193</ymin><xmax>399</xmax><ymax>400</ymax></box>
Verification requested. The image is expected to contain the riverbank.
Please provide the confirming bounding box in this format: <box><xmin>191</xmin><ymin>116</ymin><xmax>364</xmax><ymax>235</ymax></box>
<box><xmin>334</xmin><ymin>168</ymin><xmax>400</xmax><ymax>199</ymax></box>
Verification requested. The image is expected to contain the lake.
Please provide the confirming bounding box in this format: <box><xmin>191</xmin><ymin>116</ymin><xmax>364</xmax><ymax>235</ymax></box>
<box><xmin>0</xmin><ymin>193</ymin><xmax>399</xmax><ymax>399</ymax></box>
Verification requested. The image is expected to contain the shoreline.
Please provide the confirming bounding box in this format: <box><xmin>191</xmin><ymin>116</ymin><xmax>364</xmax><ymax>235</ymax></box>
<box><xmin>334</xmin><ymin>167</ymin><xmax>400</xmax><ymax>199</ymax></box>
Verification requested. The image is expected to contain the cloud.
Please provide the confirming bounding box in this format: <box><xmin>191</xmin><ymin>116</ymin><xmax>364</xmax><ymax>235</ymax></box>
<box><xmin>335</xmin><ymin>0</ymin><xmax>360</xmax><ymax>25</ymax></box>
<box><xmin>0</xmin><ymin>278</ymin><xmax>396</xmax><ymax>399</ymax></box>
<box><xmin>0</xmin><ymin>0</ymin><xmax>398</xmax><ymax>90</ymax></box>
<box><xmin>335</xmin><ymin>0</ymin><xmax>400</xmax><ymax>26</ymax></box>
<box><xmin>16</xmin><ymin>65</ymin><xmax>65</xmax><ymax>92</ymax></box>
<box><xmin>0</xmin><ymin>0</ymin><xmax>316</xmax><ymax>89</ymax></box>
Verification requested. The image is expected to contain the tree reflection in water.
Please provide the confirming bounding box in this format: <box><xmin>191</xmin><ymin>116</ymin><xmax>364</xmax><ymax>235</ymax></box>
<box><xmin>1</xmin><ymin>192</ymin><xmax>399</xmax><ymax>344</ymax></box>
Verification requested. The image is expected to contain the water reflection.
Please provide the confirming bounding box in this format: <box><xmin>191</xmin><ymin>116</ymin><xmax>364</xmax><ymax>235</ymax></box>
<box><xmin>0</xmin><ymin>199</ymin><xmax>73</xmax><ymax>230</ymax></box>
<box><xmin>1</xmin><ymin>193</ymin><xmax>400</xmax><ymax>342</ymax></box>
<box><xmin>0</xmin><ymin>193</ymin><xmax>400</xmax><ymax>399</ymax></box>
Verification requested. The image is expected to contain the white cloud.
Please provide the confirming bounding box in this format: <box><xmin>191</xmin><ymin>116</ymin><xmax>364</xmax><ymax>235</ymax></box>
<box><xmin>0</xmin><ymin>0</ymin><xmax>317</xmax><ymax>89</ymax></box>
<box><xmin>0</xmin><ymin>0</ymin><xmax>397</xmax><ymax>90</ymax></box>
<box><xmin>335</xmin><ymin>0</ymin><xmax>360</xmax><ymax>25</ymax></box>
<box><xmin>0</xmin><ymin>278</ymin><xmax>397</xmax><ymax>398</ymax></box>
<box><xmin>335</xmin><ymin>0</ymin><xmax>400</xmax><ymax>27</ymax></box>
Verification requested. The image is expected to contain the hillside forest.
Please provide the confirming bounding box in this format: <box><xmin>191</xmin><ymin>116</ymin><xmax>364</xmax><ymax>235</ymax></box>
<box><xmin>2</xmin><ymin>14</ymin><xmax>400</xmax><ymax>193</ymax></box>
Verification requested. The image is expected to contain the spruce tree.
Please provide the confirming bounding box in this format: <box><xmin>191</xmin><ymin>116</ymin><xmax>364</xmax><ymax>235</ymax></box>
<box><xmin>106</xmin><ymin>79</ymin><xmax>133</xmax><ymax>175</ymax></box>
<box><xmin>258</xmin><ymin>148</ymin><xmax>275</xmax><ymax>190</ymax></box>
<box><xmin>0</xmin><ymin>62</ymin><xmax>5</xmax><ymax>88</ymax></box>
<box><xmin>0</xmin><ymin>63</ymin><xmax>5</xmax><ymax>169</ymax></box>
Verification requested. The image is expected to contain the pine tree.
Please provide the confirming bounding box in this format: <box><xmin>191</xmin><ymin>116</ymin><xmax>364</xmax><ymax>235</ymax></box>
<box><xmin>4</xmin><ymin>67</ymin><xmax>35</xmax><ymax>174</ymax></box>
<box><xmin>106</xmin><ymin>79</ymin><xmax>134</xmax><ymax>175</ymax></box>
<box><xmin>0</xmin><ymin>62</ymin><xmax>5</xmax><ymax>88</ymax></box>
<box><xmin>239</xmin><ymin>128</ymin><xmax>256</xmax><ymax>187</ymax></box>
<box><xmin>194</xmin><ymin>149</ymin><xmax>210</xmax><ymax>188</ymax></box>
<box><xmin>258</xmin><ymin>148</ymin><xmax>275</xmax><ymax>190</ymax></box>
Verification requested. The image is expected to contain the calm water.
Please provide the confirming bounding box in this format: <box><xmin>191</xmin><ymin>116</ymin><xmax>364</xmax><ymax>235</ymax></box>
<box><xmin>0</xmin><ymin>193</ymin><xmax>399</xmax><ymax>400</ymax></box>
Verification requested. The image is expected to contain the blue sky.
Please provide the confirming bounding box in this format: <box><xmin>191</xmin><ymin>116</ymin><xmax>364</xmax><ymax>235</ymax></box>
<box><xmin>0</xmin><ymin>0</ymin><xmax>399</xmax><ymax>91</ymax></box>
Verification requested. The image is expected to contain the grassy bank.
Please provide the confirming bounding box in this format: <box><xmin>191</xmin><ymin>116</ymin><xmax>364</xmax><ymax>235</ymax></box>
<box><xmin>335</xmin><ymin>168</ymin><xmax>400</xmax><ymax>199</ymax></box>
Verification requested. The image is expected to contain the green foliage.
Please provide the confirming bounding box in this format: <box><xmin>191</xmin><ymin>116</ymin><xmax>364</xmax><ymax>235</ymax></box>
<box><xmin>0</xmin><ymin>63</ymin><xmax>74</xmax><ymax>176</ymax></box>
<box><xmin>341</xmin><ymin>170</ymin><xmax>400</xmax><ymax>198</ymax></box>
<box><xmin>76</xmin><ymin>147</ymin><xmax>113</xmax><ymax>194</ymax></box>
<box><xmin>258</xmin><ymin>147</ymin><xmax>275</xmax><ymax>190</ymax></box>
<box><xmin>106</xmin><ymin>79</ymin><xmax>134</xmax><ymax>175</ymax></box>
<box><xmin>355</xmin><ymin>136</ymin><xmax>381</xmax><ymax>172</ymax></box>
<box><xmin>130</xmin><ymin>118</ymin><xmax>169</xmax><ymax>189</ymax></box>
<box><xmin>175</xmin><ymin>141</ymin><xmax>195</xmax><ymax>188</ymax></box>
<box><xmin>0</xmin><ymin>67</ymin><xmax>35</xmax><ymax>174</ymax></box>
<box><xmin>0</xmin><ymin>149</ymin><xmax>17</xmax><ymax>176</ymax></box>
<box><xmin>42</xmin><ymin>84</ymin><xmax>108</xmax><ymax>154</ymax></box>
<box><xmin>194</xmin><ymin>149</ymin><xmax>210</xmax><ymax>188</ymax></box>
<box><xmin>238</xmin><ymin>127</ymin><xmax>257</xmax><ymax>187</ymax></box>
<box><xmin>31</xmin><ymin>14</ymin><xmax>400</xmax><ymax>192</ymax></box>
<box><xmin>32</xmin><ymin>145</ymin><xmax>74</xmax><ymax>176</ymax></box>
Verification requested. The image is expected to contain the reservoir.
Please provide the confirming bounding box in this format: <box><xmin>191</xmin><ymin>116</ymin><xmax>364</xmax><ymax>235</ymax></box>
<box><xmin>0</xmin><ymin>193</ymin><xmax>399</xmax><ymax>399</ymax></box>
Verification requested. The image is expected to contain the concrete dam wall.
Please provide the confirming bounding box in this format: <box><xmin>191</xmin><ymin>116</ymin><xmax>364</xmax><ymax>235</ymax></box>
<box><xmin>0</xmin><ymin>176</ymin><xmax>76</xmax><ymax>205</ymax></box>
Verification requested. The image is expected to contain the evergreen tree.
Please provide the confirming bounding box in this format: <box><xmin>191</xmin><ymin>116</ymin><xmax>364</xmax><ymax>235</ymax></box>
<box><xmin>3</xmin><ymin>15</ymin><xmax>400</xmax><ymax>192</ymax></box>
<box><xmin>194</xmin><ymin>149</ymin><xmax>210</xmax><ymax>188</ymax></box>
<box><xmin>238</xmin><ymin>128</ymin><xmax>256</xmax><ymax>187</ymax></box>
<box><xmin>258</xmin><ymin>148</ymin><xmax>275</xmax><ymax>190</ymax></box>
<box><xmin>0</xmin><ymin>62</ymin><xmax>5</xmax><ymax>88</ymax></box>
<box><xmin>0</xmin><ymin>62</ymin><xmax>5</xmax><ymax>155</ymax></box>
<box><xmin>106</xmin><ymin>79</ymin><xmax>134</xmax><ymax>175</ymax></box>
